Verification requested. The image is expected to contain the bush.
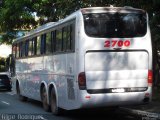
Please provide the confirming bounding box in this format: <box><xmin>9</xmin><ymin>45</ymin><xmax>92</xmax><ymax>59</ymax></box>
<box><xmin>0</xmin><ymin>57</ymin><xmax>7</xmax><ymax>72</ymax></box>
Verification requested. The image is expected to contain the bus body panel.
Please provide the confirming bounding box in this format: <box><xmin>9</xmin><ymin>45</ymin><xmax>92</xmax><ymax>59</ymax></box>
<box><xmin>76</xmin><ymin>7</ymin><xmax>152</xmax><ymax>109</ymax></box>
<box><xmin>16</xmin><ymin>58</ymin><xmax>29</xmax><ymax>97</ymax></box>
<box><xmin>78</xmin><ymin>86</ymin><xmax>152</xmax><ymax>109</ymax></box>
<box><xmin>15</xmin><ymin>53</ymin><xmax>79</xmax><ymax>109</ymax></box>
<box><xmin>85</xmin><ymin>51</ymin><xmax>148</xmax><ymax>89</ymax></box>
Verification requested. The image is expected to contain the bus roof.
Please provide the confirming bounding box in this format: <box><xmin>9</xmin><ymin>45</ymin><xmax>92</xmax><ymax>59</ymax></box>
<box><xmin>81</xmin><ymin>6</ymin><xmax>146</xmax><ymax>14</ymax></box>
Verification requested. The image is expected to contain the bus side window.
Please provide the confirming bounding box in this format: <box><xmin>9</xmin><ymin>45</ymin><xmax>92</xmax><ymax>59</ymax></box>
<box><xmin>21</xmin><ymin>42</ymin><xmax>26</xmax><ymax>57</ymax></box>
<box><xmin>41</xmin><ymin>34</ymin><xmax>46</xmax><ymax>54</ymax></box>
<box><xmin>16</xmin><ymin>43</ymin><xmax>20</xmax><ymax>58</ymax></box>
<box><xmin>25</xmin><ymin>40</ymin><xmax>29</xmax><ymax>57</ymax></box>
<box><xmin>37</xmin><ymin>36</ymin><xmax>41</xmax><ymax>55</ymax></box>
<box><xmin>66</xmin><ymin>23</ymin><xmax>75</xmax><ymax>51</ymax></box>
<box><xmin>65</xmin><ymin>26</ymin><xmax>71</xmax><ymax>51</ymax></box>
<box><xmin>19</xmin><ymin>42</ymin><xmax>22</xmax><ymax>57</ymax></box>
<box><xmin>46</xmin><ymin>32</ymin><xmax>52</xmax><ymax>54</ymax></box>
<box><xmin>12</xmin><ymin>44</ymin><xmax>16</xmax><ymax>58</ymax></box>
<box><xmin>56</xmin><ymin>29</ymin><xmax>62</xmax><ymax>52</ymax></box>
<box><xmin>70</xmin><ymin>23</ymin><xmax>75</xmax><ymax>51</ymax></box>
<box><xmin>28</xmin><ymin>39</ymin><xmax>33</xmax><ymax>56</ymax></box>
<box><xmin>33</xmin><ymin>37</ymin><xmax>37</xmax><ymax>55</ymax></box>
<box><xmin>19</xmin><ymin>43</ymin><xmax>22</xmax><ymax>57</ymax></box>
<box><xmin>63</xmin><ymin>27</ymin><xmax>67</xmax><ymax>51</ymax></box>
<box><xmin>51</xmin><ymin>31</ymin><xmax>56</xmax><ymax>52</ymax></box>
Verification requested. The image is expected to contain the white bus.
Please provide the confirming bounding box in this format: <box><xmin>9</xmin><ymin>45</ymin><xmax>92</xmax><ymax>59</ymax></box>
<box><xmin>12</xmin><ymin>6</ymin><xmax>153</xmax><ymax>115</ymax></box>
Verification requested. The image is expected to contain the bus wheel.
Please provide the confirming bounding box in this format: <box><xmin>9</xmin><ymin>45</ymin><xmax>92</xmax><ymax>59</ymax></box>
<box><xmin>41</xmin><ymin>87</ymin><xmax>50</xmax><ymax>112</ymax></box>
<box><xmin>16</xmin><ymin>82</ymin><xmax>27</xmax><ymax>101</ymax></box>
<box><xmin>50</xmin><ymin>88</ymin><xmax>62</xmax><ymax>115</ymax></box>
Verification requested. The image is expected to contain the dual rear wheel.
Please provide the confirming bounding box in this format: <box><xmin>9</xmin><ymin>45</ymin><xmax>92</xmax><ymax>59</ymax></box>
<box><xmin>41</xmin><ymin>87</ymin><xmax>50</xmax><ymax>111</ymax></box>
<box><xmin>41</xmin><ymin>86</ymin><xmax>62</xmax><ymax>115</ymax></box>
<box><xmin>16</xmin><ymin>82</ymin><xmax>28</xmax><ymax>101</ymax></box>
<box><xmin>17</xmin><ymin>83</ymin><xmax>62</xmax><ymax>115</ymax></box>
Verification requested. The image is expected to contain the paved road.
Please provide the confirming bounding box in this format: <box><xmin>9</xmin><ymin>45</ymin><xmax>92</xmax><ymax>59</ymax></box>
<box><xmin>0</xmin><ymin>91</ymin><xmax>139</xmax><ymax>120</ymax></box>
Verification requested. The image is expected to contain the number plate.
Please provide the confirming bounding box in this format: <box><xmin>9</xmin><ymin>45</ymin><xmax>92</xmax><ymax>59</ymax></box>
<box><xmin>112</xmin><ymin>88</ymin><xmax>125</xmax><ymax>93</ymax></box>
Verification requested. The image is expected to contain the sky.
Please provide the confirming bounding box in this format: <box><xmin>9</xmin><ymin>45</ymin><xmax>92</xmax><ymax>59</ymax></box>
<box><xmin>0</xmin><ymin>44</ymin><xmax>11</xmax><ymax>58</ymax></box>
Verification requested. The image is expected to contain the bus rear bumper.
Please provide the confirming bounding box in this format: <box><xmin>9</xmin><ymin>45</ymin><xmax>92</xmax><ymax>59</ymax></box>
<box><xmin>79</xmin><ymin>88</ymin><xmax>152</xmax><ymax>108</ymax></box>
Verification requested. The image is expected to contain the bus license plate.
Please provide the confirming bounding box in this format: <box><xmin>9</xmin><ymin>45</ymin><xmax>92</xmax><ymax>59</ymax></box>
<box><xmin>112</xmin><ymin>88</ymin><xmax>125</xmax><ymax>93</ymax></box>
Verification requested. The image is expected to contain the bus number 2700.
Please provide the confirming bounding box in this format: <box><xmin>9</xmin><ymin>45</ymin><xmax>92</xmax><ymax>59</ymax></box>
<box><xmin>104</xmin><ymin>40</ymin><xmax>131</xmax><ymax>48</ymax></box>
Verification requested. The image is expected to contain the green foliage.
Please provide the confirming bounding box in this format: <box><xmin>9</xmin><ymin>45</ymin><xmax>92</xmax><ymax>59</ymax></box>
<box><xmin>0</xmin><ymin>0</ymin><xmax>36</xmax><ymax>31</ymax></box>
<box><xmin>0</xmin><ymin>31</ymin><xmax>17</xmax><ymax>44</ymax></box>
<box><xmin>0</xmin><ymin>0</ymin><xmax>37</xmax><ymax>43</ymax></box>
<box><xmin>0</xmin><ymin>57</ymin><xmax>7</xmax><ymax>72</ymax></box>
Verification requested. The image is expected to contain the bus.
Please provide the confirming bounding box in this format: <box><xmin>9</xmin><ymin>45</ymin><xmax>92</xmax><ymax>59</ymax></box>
<box><xmin>12</xmin><ymin>6</ymin><xmax>152</xmax><ymax>115</ymax></box>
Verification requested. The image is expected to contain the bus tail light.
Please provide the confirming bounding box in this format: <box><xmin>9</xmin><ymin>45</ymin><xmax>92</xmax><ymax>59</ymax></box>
<box><xmin>148</xmin><ymin>70</ymin><xmax>152</xmax><ymax>86</ymax></box>
<box><xmin>78</xmin><ymin>72</ymin><xmax>86</xmax><ymax>90</ymax></box>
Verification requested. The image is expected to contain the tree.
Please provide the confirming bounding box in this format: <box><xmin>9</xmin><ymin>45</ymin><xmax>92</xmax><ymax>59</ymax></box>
<box><xmin>0</xmin><ymin>57</ymin><xmax>6</xmax><ymax>72</ymax></box>
<box><xmin>0</xmin><ymin>0</ymin><xmax>37</xmax><ymax>43</ymax></box>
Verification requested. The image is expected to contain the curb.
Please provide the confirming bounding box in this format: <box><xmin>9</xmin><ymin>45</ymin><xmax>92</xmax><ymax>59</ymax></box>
<box><xmin>119</xmin><ymin>107</ymin><xmax>160</xmax><ymax>120</ymax></box>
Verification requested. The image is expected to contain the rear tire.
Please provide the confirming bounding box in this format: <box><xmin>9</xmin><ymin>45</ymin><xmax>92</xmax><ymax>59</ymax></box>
<box><xmin>50</xmin><ymin>88</ymin><xmax>62</xmax><ymax>115</ymax></box>
<box><xmin>16</xmin><ymin>82</ymin><xmax>27</xmax><ymax>101</ymax></box>
<box><xmin>41</xmin><ymin>86</ymin><xmax>50</xmax><ymax>112</ymax></box>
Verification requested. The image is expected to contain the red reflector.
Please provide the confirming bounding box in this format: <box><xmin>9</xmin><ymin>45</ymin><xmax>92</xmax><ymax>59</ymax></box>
<box><xmin>148</xmin><ymin>70</ymin><xmax>152</xmax><ymax>85</ymax></box>
<box><xmin>85</xmin><ymin>96</ymin><xmax>91</xmax><ymax>99</ymax></box>
<box><xmin>145</xmin><ymin>93</ymin><xmax>150</xmax><ymax>97</ymax></box>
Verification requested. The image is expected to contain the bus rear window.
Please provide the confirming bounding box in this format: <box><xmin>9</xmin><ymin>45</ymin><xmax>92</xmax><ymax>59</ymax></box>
<box><xmin>83</xmin><ymin>13</ymin><xmax>147</xmax><ymax>38</ymax></box>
